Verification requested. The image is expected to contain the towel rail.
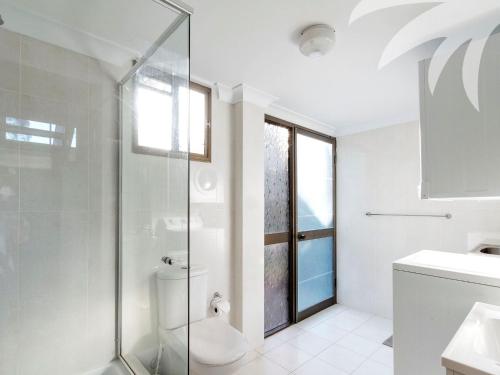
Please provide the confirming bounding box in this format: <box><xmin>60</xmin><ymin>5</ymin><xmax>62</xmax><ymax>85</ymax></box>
<box><xmin>365</xmin><ymin>212</ymin><xmax>452</xmax><ymax>219</ymax></box>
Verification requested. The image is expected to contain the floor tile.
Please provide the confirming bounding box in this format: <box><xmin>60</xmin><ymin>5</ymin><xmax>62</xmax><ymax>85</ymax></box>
<box><xmin>336</xmin><ymin>334</ymin><xmax>380</xmax><ymax>356</ymax></box>
<box><xmin>296</xmin><ymin>305</ymin><xmax>348</xmax><ymax>330</ymax></box>
<box><xmin>264</xmin><ymin>343</ymin><xmax>313</xmax><ymax>372</ymax></box>
<box><xmin>353</xmin><ymin>317</ymin><xmax>393</xmax><ymax>343</ymax></box>
<box><xmin>352</xmin><ymin>359</ymin><xmax>393</xmax><ymax>375</ymax></box>
<box><xmin>296</xmin><ymin>313</ymin><xmax>329</xmax><ymax>330</ymax></box>
<box><xmin>232</xmin><ymin>356</ymin><xmax>289</xmax><ymax>375</ymax></box>
<box><xmin>315</xmin><ymin>304</ymin><xmax>348</xmax><ymax>320</ymax></box>
<box><xmin>370</xmin><ymin>346</ymin><xmax>394</xmax><ymax>368</ymax></box>
<box><xmin>272</xmin><ymin>325</ymin><xmax>305</xmax><ymax>342</ymax></box>
<box><xmin>305</xmin><ymin>321</ymin><xmax>349</xmax><ymax>343</ymax></box>
<box><xmin>255</xmin><ymin>306</ymin><xmax>393</xmax><ymax>375</ymax></box>
<box><xmin>288</xmin><ymin>331</ymin><xmax>332</xmax><ymax>356</ymax></box>
<box><xmin>362</xmin><ymin>316</ymin><xmax>393</xmax><ymax>332</ymax></box>
<box><xmin>325</xmin><ymin>309</ymin><xmax>372</xmax><ymax>331</ymax></box>
<box><xmin>318</xmin><ymin>345</ymin><xmax>367</xmax><ymax>373</ymax></box>
<box><xmin>256</xmin><ymin>334</ymin><xmax>286</xmax><ymax>354</ymax></box>
<box><xmin>239</xmin><ymin>350</ymin><xmax>261</xmax><ymax>366</ymax></box>
<box><xmin>293</xmin><ymin>357</ymin><xmax>348</xmax><ymax>375</ymax></box>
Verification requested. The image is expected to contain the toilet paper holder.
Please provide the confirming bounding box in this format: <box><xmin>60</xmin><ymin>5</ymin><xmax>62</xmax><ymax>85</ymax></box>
<box><xmin>210</xmin><ymin>292</ymin><xmax>230</xmax><ymax>316</ymax></box>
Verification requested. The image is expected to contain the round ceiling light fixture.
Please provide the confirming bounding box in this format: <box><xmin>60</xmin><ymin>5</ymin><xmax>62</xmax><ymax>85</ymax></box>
<box><xmin>299</xmin><ymin>24</ymin><xmax>335</xmax><ymax>58</ymax></box>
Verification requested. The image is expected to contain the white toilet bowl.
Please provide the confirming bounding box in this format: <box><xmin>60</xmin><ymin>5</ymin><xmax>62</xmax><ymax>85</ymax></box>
<box><xmin>189</xmin><ymin>317</ymin><xmax>249</xmax><ymax>375</ymax></box>
<box><xmin>156</xmin><ymin>265</ymin><xmax>249</xmax><ymax>374</ymax></box>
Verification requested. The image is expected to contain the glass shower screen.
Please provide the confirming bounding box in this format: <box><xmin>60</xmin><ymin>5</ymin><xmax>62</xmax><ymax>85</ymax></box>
<box><xmin>119</xmin><ymin>10</ymin><xmax>190</xmax><ymax>375</ymax></box>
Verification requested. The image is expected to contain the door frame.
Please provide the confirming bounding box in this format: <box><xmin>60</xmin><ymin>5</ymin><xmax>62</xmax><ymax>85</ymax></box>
<box><xmin>264</xmin><ymin>115</ymin><xmax>337</xmax><ymax>329</ymax></box>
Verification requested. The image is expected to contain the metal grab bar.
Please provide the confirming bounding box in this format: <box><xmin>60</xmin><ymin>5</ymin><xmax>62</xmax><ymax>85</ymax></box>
<box><xmin>366</xmin><ymin>212</ymin><xmax>452</xmax><ymax>219</ymax></box>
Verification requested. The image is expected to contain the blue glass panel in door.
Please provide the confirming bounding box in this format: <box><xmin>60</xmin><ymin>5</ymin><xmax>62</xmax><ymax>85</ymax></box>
<box><xmin>298</xmin><ymin>237</ymin><xmax>334</xmax><ymax>312</ymax></box>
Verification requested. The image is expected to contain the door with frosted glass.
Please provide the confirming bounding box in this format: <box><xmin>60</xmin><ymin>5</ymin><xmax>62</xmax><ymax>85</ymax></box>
<box><xmin>296</xmin><ymin>130</ymin><xmax>335</xmax><ymax>320</ymax></box>
<box><xmin>264</xmin><ymin>122</ymin><xmax>292</xmax><ymax>335</ymax></box>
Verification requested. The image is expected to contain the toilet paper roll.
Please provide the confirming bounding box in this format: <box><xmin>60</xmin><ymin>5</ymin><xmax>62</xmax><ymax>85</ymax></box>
<box><xmin>211</xmin><ymin>296</ymin><xmax>231</xmax><ymax>316</ymax></box>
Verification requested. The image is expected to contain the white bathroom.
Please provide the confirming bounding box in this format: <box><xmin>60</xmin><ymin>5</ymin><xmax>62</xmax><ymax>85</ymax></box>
<box><xmin>1</xmin><ymin>1</ymin><xmax>500</xmax><ymax>375</ymax></box>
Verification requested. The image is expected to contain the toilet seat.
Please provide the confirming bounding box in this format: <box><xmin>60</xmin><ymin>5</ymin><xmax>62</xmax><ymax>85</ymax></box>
<box><xmin>190</xmin><ymin>317</ymin><xmax>249</xmax><ymax>366</ymax></box>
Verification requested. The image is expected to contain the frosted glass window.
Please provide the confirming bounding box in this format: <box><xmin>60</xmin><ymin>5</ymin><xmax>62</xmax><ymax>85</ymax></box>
<box><xmin>264</xmin><ymin>124</ymin><xmax>290</xmax><ymax>234</ymax></box>
<box><xmin>297</xmin><ymin>134</ymin><xmax>333</xmax><ymax>231</ymax></box>
<box><xmin>298</xmin><ymin>237</ymin><xmax>334</xmax><ymax>312</ymax></box>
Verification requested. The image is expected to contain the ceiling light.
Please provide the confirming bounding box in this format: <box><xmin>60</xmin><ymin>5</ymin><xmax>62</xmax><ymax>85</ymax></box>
<box><xmin>299</xmin><ymin>24</ymin><xmax>335</xmax><ymax>58</ymax></box>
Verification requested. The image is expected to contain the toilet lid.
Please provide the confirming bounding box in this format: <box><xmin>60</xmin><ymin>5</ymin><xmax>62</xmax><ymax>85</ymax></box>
<box><xmin>190</xmin><ymin>317</ymin><xmax>249</xmax><ymax>366</ymax></box>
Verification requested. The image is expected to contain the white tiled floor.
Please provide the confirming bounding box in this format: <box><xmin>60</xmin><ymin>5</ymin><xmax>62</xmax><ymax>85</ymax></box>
<box><xmin>233</xmin><ymin>305</ymin><xmax>394</xmax><ymax>375</ymax></box>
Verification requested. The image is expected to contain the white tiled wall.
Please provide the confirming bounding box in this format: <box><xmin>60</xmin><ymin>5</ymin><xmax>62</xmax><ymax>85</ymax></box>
<box><xmin>337</xmin><ymin>121</ymin><xmax>500</xmax><ymax>318</ymax></box>
<box><xmin>190</xmin><ymin>95</ymin><xmax>234</xmax><ymax>322</ymax></box>
<box><xmin>0</xmin><ymin>29</ymin><xmax>119</xmax><ymax>374</ymax></box>
<box><xmin>120</xmin><ymin>78</ymin><xmax>189</xmax><ymax>359</ymax></box>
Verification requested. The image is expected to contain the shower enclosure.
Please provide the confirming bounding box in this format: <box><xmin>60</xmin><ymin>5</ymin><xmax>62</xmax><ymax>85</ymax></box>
<box><xmin>119</xmin><ymin>6</ymin><xmax>191</xmax><ymax>375</ymax></box>
<box><xmin>0</xmin><ymin>0</ymin><xmax>191</xmax><ymax>374</ymax></box>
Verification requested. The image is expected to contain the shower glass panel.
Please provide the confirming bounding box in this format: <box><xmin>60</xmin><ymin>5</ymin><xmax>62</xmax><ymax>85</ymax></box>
<box><xmin>120</xmin><ymin>11</ymin><xmax>190</xmax><ymax>375</ymax></box>
<box><xmin>0</xmin><ymin>1</ymin><xmax>189</xmax><ymax>374</ymax></box>
<box><xmin>0</xmin><ymin>0</ymin><xmax>189</xmax><ymax>374</ymax></box>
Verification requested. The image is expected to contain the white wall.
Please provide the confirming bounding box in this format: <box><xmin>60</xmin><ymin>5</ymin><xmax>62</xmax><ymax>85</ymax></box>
<box><xmin>337</xmin><ymin>121</ymin><xmax>500</xmax><ymax>318</ymax></box>
<box><xmin>190</xmin><ymin>95</ymin><xmax>234</xmax><ymax>322</ymax></box>
<box><xmin>0</xmin><ymin>29</ymin><xmax>117</xmax><ymax>374</ymax></box>
<box><xmin>232</xmin><ymin>101</ymin><xmax>265</xmax><ymax>348</ymax></box>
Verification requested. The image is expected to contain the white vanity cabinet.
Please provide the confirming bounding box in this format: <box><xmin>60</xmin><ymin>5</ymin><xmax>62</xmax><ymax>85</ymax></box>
<box><xmin>419</xmin><ymin>33</ymin><xmax>500</xmax><ymax>199</ymax></box>
<box><xmin>393</xmin><ymin>251</ymin><xmax>500</xmax><ymax>375</ymax></box>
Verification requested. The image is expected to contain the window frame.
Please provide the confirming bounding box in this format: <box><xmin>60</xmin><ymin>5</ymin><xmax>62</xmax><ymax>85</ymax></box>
<box><xmin>131</xmin><ymin>66</ymin><xmax>186</xmax><ymax>158</ymax></box>
<box><xmin>131</xmin><ymin>73</ymin><xmax>212</xmax><ymax>162</ymax></box>
<box><xmin>189</xmin><ymin>81</ymin><xmax>212</xmax><ymax>163</ymax></box>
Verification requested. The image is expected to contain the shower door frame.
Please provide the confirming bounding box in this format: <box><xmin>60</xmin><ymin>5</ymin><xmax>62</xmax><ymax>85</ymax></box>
<box><xmin>117</xmin><ymin>0</ymin><xmax>192</xmax><ymax>373</ymax></box>
<box><xmin>264</xmin><ymin>115</ymin><xmax>337</xmax><ymax>333</ymax></box>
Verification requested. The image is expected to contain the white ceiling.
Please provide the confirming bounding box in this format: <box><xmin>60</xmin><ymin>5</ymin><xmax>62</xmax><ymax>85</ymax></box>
<box><xmin>187</xmin><ymin>0</ymin><xmax>442</xmax><ymax>133</ymax></box>
<box><xmin>3</xmin><ymin>0</ymin><xmax>479</xmax><ymax>134</ymax></box>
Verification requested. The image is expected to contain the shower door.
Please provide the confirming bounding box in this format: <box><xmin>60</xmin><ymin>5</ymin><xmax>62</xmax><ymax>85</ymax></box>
<box><xmin>119</xmin><ymin>7</ymin><xmax>190</xmax><ymax>375</ymax></box>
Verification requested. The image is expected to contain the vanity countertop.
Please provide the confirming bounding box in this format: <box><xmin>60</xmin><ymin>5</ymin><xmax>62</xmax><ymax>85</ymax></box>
<box><xmin>442</xmin><ymin>302</ymin><xmax>500</xmax><ymax>375</ymax></box>
<box><xmin>393</xmin><ymin>250</ymin><xmax>500</xmax><ymax>288</ymax></box>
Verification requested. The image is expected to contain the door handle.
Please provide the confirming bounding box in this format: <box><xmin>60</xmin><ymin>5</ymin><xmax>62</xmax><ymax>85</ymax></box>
<box><xmin>298</xmin><ymin>233</ymin><xmax>306</xmax><ymax>240</ymax></box>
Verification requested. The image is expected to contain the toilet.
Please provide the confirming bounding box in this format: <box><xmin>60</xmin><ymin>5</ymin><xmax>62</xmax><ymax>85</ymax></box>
<box><xmin>156</xmin><ymin>264</ymin><xmax>249</xmax><ymax>375</ymax></box>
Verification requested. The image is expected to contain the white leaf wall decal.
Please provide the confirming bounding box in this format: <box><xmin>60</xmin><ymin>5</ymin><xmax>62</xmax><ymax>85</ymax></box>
<box><xmin>350</xmin><ymin>0</ymin><xmax>500</xmax><ymax>111</ymax></box>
